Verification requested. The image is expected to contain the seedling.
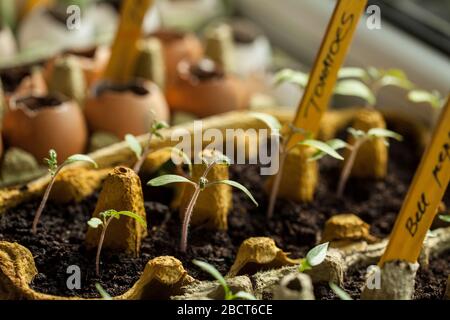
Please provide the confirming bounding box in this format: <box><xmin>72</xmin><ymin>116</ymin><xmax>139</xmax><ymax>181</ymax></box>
<box><xmin>95</xmin><ymin>283</ymin><xmax>112</xmax><ymax>300</ymax></box>
<box><xmin>148</xmin><ymin>150</ymin><xmax>258</xmax><ymax>252</ymax></box>
<box><xmin>298</xmin><ymin>242</ymin><xmax>329</xmax><ymax>272</ymax></box>
<box><xmin>329</xmin><ymin>282</ymin><xmax>353</xmax><ymax>300</ymax></box>
<box><xmin>87</xmin><ymin>209</ymin><xmax>147</xmax><ymax>276</ymax></box>
<box><xmin>337</xmin><ymin>127</ymin><xmax>403</xmax><ymax>197</ymax></box>
<box><xmin>125</xmin><ymin>120</ymin><xmax>169</xmax><ymax>174</ymax></box>
<box><xmin>275</xmin><ymin>67</ymin><xmax>413</xmax><ymax>109</ymax></box>
<box><xmin>408</xmin><ymin>89</ymin><xmax>444</xmax><ymax>109</ymax></box>
<box><xmin>439</xmin><ymin>215</ymin><xmax>450</xmax><ymax>223</ymax></box>
<box><xmin>251</xmin><ymin>112</ymin><xmax>347</xmax><ymax>218</ymax></box>
<box><xmin>32</xmin><ymin>149</ymin><xmax>97</xmax><ymax>234</ymax></box>
<box><xmin>335</xmin><ymin>67</ymin><xmax>413</xmax><ymax>108</ymax></box>
<box><xmin>193</xmin><ymin>259</ymin><xmax>256</xmax><ymax>300</ymax></box>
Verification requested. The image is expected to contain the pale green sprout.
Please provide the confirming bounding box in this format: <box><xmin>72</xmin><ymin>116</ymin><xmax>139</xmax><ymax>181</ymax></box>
<box><xmin>439</xmin><ymin>215</ymin><xmax>450</xmax><ymax>223</ymax></box>
<box><xmin>87</xmin><ymin>210</ymin><xmax>147</xmax><ymax>276</ymax></box>
<box><xmin>125</xmin><ymin>120</ymin><xmax>169</xmax><ymax>174</ymax></box>
<box><xmin>32</xmin><ymin>149</ymin><xmax>98</xmax><ymax>234</ymax></box>
<box><xmin>95</xmin><ymin>283</ymin><xmax>113</xmax><ymax>300</ymax></box>
<box><xmin>337</xmin><ymin>127</ymin><xmax>403</xmax><ymax>197</ymax></box>
<box><xmin>329</xmin><ymin>282</ymin><xmax>353</xmax><ymax>300</ymax></box>
<box><xmin>335</xmin><ymin>67</ymin><xmax>414</xmax><ymax>108</ymax></box>
<box><xmin>193</xmin><ymin>260</ymin><xmax>256</xmax><ymax>300</ymax></box>
<box><xmin>408</xmin><ymin>90</ymin><xmax>444</xmax><ymax>109</ymax></box>
<box><xmin>299</xmin><ymin>242</ymin><xmax>329</xmax><ymax>272</ymax></box>
<box><xmin>250</xmin><ymin>112</ymin><xmax>346</xmax><ymax>218</ymax></box>
<box><xmin>148</xmin><ymin>150</ymin><xmax>257</xmax><ymax>253</ymax></box>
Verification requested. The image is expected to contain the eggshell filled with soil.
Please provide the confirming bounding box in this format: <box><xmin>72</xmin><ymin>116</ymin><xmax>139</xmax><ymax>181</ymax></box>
<box><xmin>84</xmin><ymin>79</ymin><xmax>170</xmax><ymax>139</ymax></box>
<box><xmin>2</xmin><ymin>94</ymin><xmax>88</xmax><ymax>160</ymax></box>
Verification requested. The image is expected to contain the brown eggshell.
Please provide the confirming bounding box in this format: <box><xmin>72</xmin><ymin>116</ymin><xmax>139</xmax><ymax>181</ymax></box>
<box><xmin>44</xmin><ymin>46</ymin><xmax>111</xmax><ymax>88</ymax></box>
<box><xmin>166</xmin><ymin>59</ymin><xmax>249</xmax><ymax>117</ymax></box>
<box><xmin>3</xmin><ymin>95</ymin><xmax>88</xmax><ymax>161</ymax></box>
<box><xmin>150</xmin><ymin>30</ymin><xmax>203</xmax><ymax>85</ymax></box>
<box><xmin>84</xmin><ymin>80</ymin><xmax>170</xmax><ymax>139</ymax></box>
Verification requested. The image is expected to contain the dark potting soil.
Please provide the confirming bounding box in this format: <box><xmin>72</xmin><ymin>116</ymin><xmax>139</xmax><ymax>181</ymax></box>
<box><xmin>0</xmin><ymin>135</ymin><xmax>449</xmax><ymax>299</ymax></box>
<box><xmin>17</xmin><ymin>95</ymin><xmax>65</xmax><ymax>110</ymax></box>
<box><xmin>314</xmin><ymin>249</ymin><xmax>450</xmax><ymax>300</ymax></box>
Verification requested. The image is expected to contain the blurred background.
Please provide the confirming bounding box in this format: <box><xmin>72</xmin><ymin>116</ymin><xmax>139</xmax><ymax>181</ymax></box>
<box><xmin>0</xmin><ymin>0</ymin><xmax>448</xmax><ymax>186</ymax></box>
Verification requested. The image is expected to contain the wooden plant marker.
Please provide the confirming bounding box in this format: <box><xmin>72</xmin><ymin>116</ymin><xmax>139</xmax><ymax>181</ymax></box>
<box><xmin>380</xmin><ymin>96</ymin><xmax>450</xmax><ymax>266</ymax></box>
<box><xmin>286</xmin><ymin>0</ymin><xmax>367</xmax><ymax>149</ymax></box>
<box><xmin>103</xmin><ymin>0</ymin><xmax>154</xmax><ymax>84</ymax></box>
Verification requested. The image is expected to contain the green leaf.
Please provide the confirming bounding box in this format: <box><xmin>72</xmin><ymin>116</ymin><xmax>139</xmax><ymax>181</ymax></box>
<box><xmin>439</xmin><ymin>215</ymin><xmax>450</xmax><ymax>223</ymax></box>
<box><xmin>329</xmin><ymin>282</ymin><xmax>353</xmax><ymax>300</ymax></box>
<box><xmin>338</xmin><ymin>67</ymin><xmax>368</xmax><ymax>80</ymax></box>
<box><xmin>65</xmin><ymin>154</ymin><xmax>98</xmax><ymax>168</ymax></box>
<box><xmin>298</xmin><ymin>259</ymin><xmax>312</xmax><ymax>272</ymax></box>
<box><xmin>300</xmin><ymin>140</ymin><xmax>344</xmax><ymax>161</ymax></box>
<box><xmin>232</xmin><ymin>291</ymin><xmax>257</xmax><ymax>300</ymax></box>
<box><xmin>306</xmin><ymin>242</ymin><xmax>329</xmax><ymax>267</ymax></box>
<box><xmin>209</xmin><ymin>180</ymin><xmax>258</xmax><ymax>207</ymax></box>
<box><xmin>147</xmin><ymin>174</ymin><xmax>194</xmax><ymax>187</ymax></box>
<box><xmin>152</xmin><ymin>120</ymin><xmax>169</xmax><ymax>132</ymax></box>
<box><xmin>201</xmin><ymin>150</ymin><xmax>231</xmax><ymax>166</ymax></box>
<box><xmin>347</xmin><ymin>127</ymin><xmax>366</xmax><ymax>138</ymax></box>
<box><xmin>45</xmin><ymin>149</ymin><xmax>59</xmax><ymax>175</ymax></box>
<box><xmin>408</xmin><ymin>90</ymin><xmax>442</xmax><ymax>109</ymax></box>
<box><xmin>87</xmin><ymin>217</ymin><xmax>103</xmax><ymax>229</ymax></box>
<box><xmin>95</xmin><ymin>283</ymin><xmax>112</xmax><ymax>300</ymax></box>
<box><xmin>192</xmin><ymin>260</ymin><xmax>229</xmax><ymax>295</ymax></box>
<box><xmin>310</xmin><ymin>139</ymin><xmax>349</xmax><ymax>161</ymax></box>
<box><xmin>249</xmin><ymin>112</ymin><xmax>282</xmax><ymax>132</ymax></box>
<box><xmin>116</xmin><ymin>211</ymin><xmax>147</xmax><ymax>228</ymax></box>
<box><xmin>334</xmin><ymin>79</ymin><xmax>376</xmax><ymax>106</ymax></box>
<box><xmin>274</xmin><ymin>69</ymin><xmax>309</xmax><ymax>88</ymax></box>
<box><xmin>367</xmin><ymin>128</ymin><xmax>403</xmax><ymax>141</ymax></box>
<box><xmin>125</xmin><ymin>134</ymin><xmax>143</xmax><ymax>159</ymax></box>
<box><xmin>379</xmin><ymin>75</ymin><xmax>413</xmax><ymax>90</ymax></box>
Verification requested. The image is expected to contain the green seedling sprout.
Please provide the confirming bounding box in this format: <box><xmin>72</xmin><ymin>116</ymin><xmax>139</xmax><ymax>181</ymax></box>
<box><xmin>32</xmin><ymin>149</ymin><xmax>97</xmax><ymax>234</ymax></box>
<box><xmin>329</xmin><ymin>282</ymin><xmax>353</xmax><ymax>300</ymax></box>
<box><xmin>250</xmin><ymin>112</ymin><xmax>347</xmax><ymax>219</ymax></box>
<box><xmin>335</xmin><ymin>67</ymin><xmax>413</xmax><ymax>108</ymax></box>
<box><xmin>275</xmin><ymin>67</ymin><xmax>413</xmax><ymax>109</ymax></box>
<box><xmin>87</xmin><ymin>210</ymin><xmax>147</xmax><ymax>276</ymax></box>
<box><xmin>337</xmin><ymin>127</ymin><xmax>403</xmax><ymax>197</ymax></box>
<box><xmin>298</xmin><ymin>242</ymin><xmax>329</xmax><ymax>272</ymax></box>
<box><xmin>148</xmin><ymin>150</ymin><xmax>258</xmax><ymax>253</ymax></box>
<box><xmin>125</xmin><ymin>120</ymin><xmax>169</xmax><ymax>174</ymax></box>
<box><xmin>193</xmin><ymin>259</ymin><xmax>256</xmax><ymax>300</ymax></box>
<box><xmin>439</xmin><ymin>215</ymin><xmax>450</xmax><ymax>223</ymax></box>
<box><xmin>95</xmin><ymin>283</ymin><xmax>113</xmax><ymax>300</ymax></box>
<box><xmin>408</xmin><ymin>89</ymin><xmax>444</xmax><ymax>109</ymax></box>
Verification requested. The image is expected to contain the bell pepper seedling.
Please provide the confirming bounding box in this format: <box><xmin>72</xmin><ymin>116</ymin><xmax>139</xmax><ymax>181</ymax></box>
<box><xmin>329</xmin><ymin>282</ymin><xmax>353</xmax><ymax>300</ymax></box>
<box><xmin>298</xmin><ymin>242</ymin><xmax>329</xmax><ymax>272</ymax></box>
<box><xmin>192</xmin><ymin>259</ymin><xmax>256</xmax><ymax>300</ymax></box>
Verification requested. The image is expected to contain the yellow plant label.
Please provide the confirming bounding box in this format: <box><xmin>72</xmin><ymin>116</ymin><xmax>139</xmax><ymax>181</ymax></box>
<box><xmin>380</xmin><ymin>97</ymin><xmax>450</xmax><ymax>265</ymax></box>
<box><xmin>103</xmin><ymin>0</ymin><xmax>154</xmax><ymax>84</ymax></box>
<box><xmin>286</xmin><ymin>0</ymin><xmax>367</xmax><ymax>149</ymax></box>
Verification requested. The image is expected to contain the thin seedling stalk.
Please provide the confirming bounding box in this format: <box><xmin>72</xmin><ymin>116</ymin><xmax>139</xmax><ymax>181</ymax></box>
<box><xmin>337</xmin><ymin>137</ymin><xmax>367</xmax><ymax>197</ymax></box>
<box><xmin>266</xmin><ymin>151</ymin><xmax>287</xmax><ymax>219</ymax></box>
<box><xmin>133</xmin><ymin>132</ymin><xmax>154</xmax><ymax>174</ymax></box>
<box><xmin>180</xmin><ymin>162</ymin><xmax>215</xmax><ymax>253</ymax></box>
<box><xmin>32</xmin><ymin>166</ymin><xmax>64</xmax><ymax>234</ymax></box>
<box><xmin>95</xmin><ymin>217</ymin><xmax>113</xmax><ymax>276</ymax></box>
